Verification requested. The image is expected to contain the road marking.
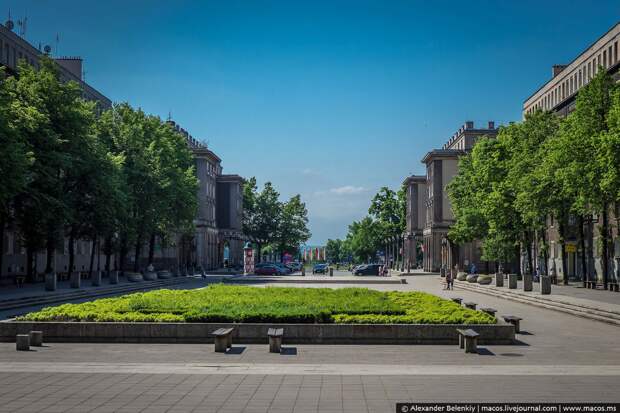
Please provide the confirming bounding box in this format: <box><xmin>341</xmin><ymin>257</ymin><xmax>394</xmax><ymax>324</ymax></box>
<box><xmin>1</xmin><ymin>362</ymin><xmax>619</xmax><ymax>375</ymax></box>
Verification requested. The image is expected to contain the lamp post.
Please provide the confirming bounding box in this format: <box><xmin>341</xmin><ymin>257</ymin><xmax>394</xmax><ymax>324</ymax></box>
<box><xmin>405</xmin><ymin>232</ymin><xmax>414</xmax><ymax>273</ymax></box>
<box><xmin>440</xmin><ymin>236</ymin><xmax>448</xmax><ymax>277</ymax></box>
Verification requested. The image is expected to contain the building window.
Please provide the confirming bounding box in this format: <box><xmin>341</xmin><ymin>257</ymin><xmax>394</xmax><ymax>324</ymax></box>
<box><xmin>615</xmin><ymin>41</ymin><xmax>618</xmax><ymax>63</ymax></box>
<box><xmin>604</xmin><ymin>50</ymin><xmax>607</xmax><ymax>68</ymax></box>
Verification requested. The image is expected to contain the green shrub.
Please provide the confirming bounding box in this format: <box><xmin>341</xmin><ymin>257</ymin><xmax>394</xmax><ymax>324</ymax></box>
<box><xmin>18</xmin><ymin>284</ymin><xmax>495</xmax><ymax>325</ymax></box>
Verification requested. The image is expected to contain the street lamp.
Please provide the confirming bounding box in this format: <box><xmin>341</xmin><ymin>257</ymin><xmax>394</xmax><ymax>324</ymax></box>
<box><xmin>441</xmin><ymin>236</ymin><xmax>448</xmax><ymax>277</ymax></box>
<box><xmin>405</xmin><ymin>232</ymin><xmax>414</xmax><ymax>273</ymax></box>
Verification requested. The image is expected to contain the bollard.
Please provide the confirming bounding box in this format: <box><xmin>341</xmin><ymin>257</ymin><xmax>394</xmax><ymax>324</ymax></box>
<box><xmin>508</xmin><ymin>274</ymin><xmax>518</xmax><ymax>289</ymax></box>
<box><xmin>495</xmin><ymin>272</ymin><xmax>504</xmax><ymax>287</ymax></box>
<box><xmin>29</xmin><ymin>331</ymin><xmax>43</xmax><ymax>347</ymax></box>
<box><xmin>329</xmin><ymin>267</ymin><xmax>333</xmax><ymax>277</ymax></box>
<box><xmin>92</xmin><ymin>270</ymin><xmax>101</xmax><ymax>287</ymax></box>
<box><xmin>523</xmin><ymin>274</ymin><xmax>533</xmax><ymax>292</ymax></box>
<box><xmin>45</xmin><ymin>272</ymin><xmax>57</xmax><ymax>291</ymax></box>
<box><xmin>540</xmin><ymin>276</ymin><xmax>551</xmax><ymax>295</ymax></box>
<box><xmin>109</xmin><ymin>270</ymin><xmax>119</xmax><ymax>284</ymax></box>
<box><xmin>70</xmin><ymin>271</ymin><xmax>81</xmax><ymax>289</ymax></box>
<box><xmin>16</xmin><ymin>334</ymin><xmax>30</xmax><ymax>351</ymax></box>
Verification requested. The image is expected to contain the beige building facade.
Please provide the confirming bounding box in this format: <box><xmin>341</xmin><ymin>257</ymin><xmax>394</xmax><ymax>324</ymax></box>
<box><xmin>523</xmin><ymin>22</ymin><xmax>620</xmax><ymax>288</ymax></box>
<box><xmin>404</xmin><ymin>121</ymin><xmax>499</xmax><ymax>273</ymax></box>
<box><xmin>0</xmin><ymin>22</ymin><xmax>245</xmax><ymax>285</ymax></box>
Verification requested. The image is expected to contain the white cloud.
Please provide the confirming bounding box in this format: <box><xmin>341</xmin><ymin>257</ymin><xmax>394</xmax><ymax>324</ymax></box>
<box><xmin>329</xmin><ymin>185</ymin><xmax>368</xmax><ymax>195</ymax></box>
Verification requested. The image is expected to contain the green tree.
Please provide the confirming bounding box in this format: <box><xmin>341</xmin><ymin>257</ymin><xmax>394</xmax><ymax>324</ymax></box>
<box><xmin>325</xmin><ymin>238</ymin><xmax>343</xmax><ymax>263</ymax></box>
<box><xmin>8</xmin><ymin>57</ymin><xmax>93</xmax><ymax>279</ymax></box>
<box><xmin>274</xmin><ymin>194</ymin><xmax>311</xmax><ymax>260</ymax></box>
<box><xmin>345</xmin><ymin>217</ymin><xmax>381</xmax><ymax>263</ymax></box>
<box><xmin>242</xmin><ymin>179</ymin><xmax>281</xmax><ymax>262</ymax></box>
<box><xmin>0</xmin><ymin>67</ymin><xmax>32</xmax><ymax>277</ymax></box>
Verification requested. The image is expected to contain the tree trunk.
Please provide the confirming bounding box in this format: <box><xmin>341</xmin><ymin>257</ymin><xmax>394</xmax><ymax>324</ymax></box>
<box><xmin>0</xmin><ymin>214</ymin><xmax>5</xmax><ymax>280</ymax></box>
<box><xmin>579</xmin><ymin>215</ymin><xmax>588</xmax><ymax>287</ymax></box>
<box><xmin>89</xmin><ymin>235</ymin><xmax>97</xmax><ymax>277</ymax></box>
<box><xmin>559</xmin><ymin>220</ymin><xmax>569</xmax><ymax>285</ymax></box>
<box><xmin>515</xmin><ymin>244</ymin><xmax>521</xmax><ymax>276</ymax></box>
<box><xmin>133</xmin><ymin>235</ymin><xmax>142</xmax><ymax>272</ymax></box>
<box><xmin>44</xmin><ymin>234</ymin><xmax>54</xmax><ymax>274</ymax></box>
<box><xmin>26</xmin><ymin>245</ymin><xmax>34</xmax><ymax>282</ymax></box>
<box><xmin>119</xmin><ymin>234</ymin><xmax>127</xmax><ymax>274</ymax></box>
<box><xmin>541</xmin><ymin>229</ymin><xmax>549</xmax><ymax>276</ymax></box>
<box><xmin>602</xmin><ymin>204</ymin><xmax>610</xmax><ymax>289</ymax></box>
<box><xmin>525</xmin><ymin>231</ymin><xmax>533</xmax><ymax>275</ymax></box>
<box><xmin>104</xmin><ymin>236</ymin><xmax>112</xmax><ymax>275</ymax></box>
<box><xmin>68</xmin><ymin>230</ymin><xmax>76</xmax><ymax>276</ymax></box>
<box><xmin>148</xmin><ymin>233</ymin><xmax>156</xmax><ymax>265</ymax></box>
<box><xmin>256</xmin><ymin>242</ymin><xmax>262</xmax><ymax>263</ymax></box>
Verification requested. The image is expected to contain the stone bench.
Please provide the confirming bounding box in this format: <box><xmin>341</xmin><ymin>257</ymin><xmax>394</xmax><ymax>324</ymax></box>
<box><xmin>212</xmin><ymin>327</ymin><xmax>234</xmax><ymax>352</ymax></box>
<box><xmin>456</xmin><ymin>328</ymin><xmax>479</xmax><ymax>353</ymax></box>
<box><xmin>463</xmin><ymin>302</ymin><xmax>477</xmax><ymax>310</ymax></box>
<box><xmin>268</xmin><ymin>328</ymin><xmax>284</xmax><ymax>353</ymax></box>
<box><xmin>503</xmin><ymin>315</ymin><xmax>523</xmax><ymax>333</ymax></box>
<box><xmin>480</xmin><ymin>307</ymin><xmax>497</xmax><ymax>317</ymax></box>
<box><xmin>450</xmin><ymin>297</ymin><xmax>463</xmax><ymax>305</ymax></box>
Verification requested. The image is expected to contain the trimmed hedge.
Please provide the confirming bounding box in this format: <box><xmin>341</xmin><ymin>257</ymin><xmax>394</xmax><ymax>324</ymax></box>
<box><xmin>19</xmin><ymin>285</ymin><xmax>495</xmax><ymax>324</ymax></box>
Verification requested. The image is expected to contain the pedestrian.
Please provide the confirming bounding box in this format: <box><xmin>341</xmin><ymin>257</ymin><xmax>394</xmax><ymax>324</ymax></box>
<box><xmin>445</xmin><ymin>266</ymin><xmax>453</xmax><ymax>290</ymax></box>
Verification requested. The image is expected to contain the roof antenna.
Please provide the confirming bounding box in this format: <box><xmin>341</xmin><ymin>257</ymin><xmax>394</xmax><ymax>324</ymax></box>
<box><xmin>167</xmin><ymin>110</ymin><xmax>172</xmax><ymax>121</ymax></box>
<box><xmin>17</xmin><ymin>11</ymin><xmax>27</xmax><ymax>38</ymax></box>
<box><xmin>5</xmin><ymin>9</ymin><xmax>14</xmax><ymax>31</ymax></box>
<box><xmin>55</xmin><ymin>33</ymin><xmax>60</xmax><ymax>56</ymax></box>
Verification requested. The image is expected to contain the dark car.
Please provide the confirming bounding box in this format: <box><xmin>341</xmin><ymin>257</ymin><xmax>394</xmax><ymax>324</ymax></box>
<box><xmin>354</xmin><ymin>264</ymin><xmax>381</xmax><ymax>276</ymax></box>
<box><xmin>312</xmin><ymin>263</ymin><xmax>328</xmax><ymax>274</ymax></box>
<box><xmin>254</xmin><ymin>264</ymin><xmax>280</xmax><ymax>275</ymax></box>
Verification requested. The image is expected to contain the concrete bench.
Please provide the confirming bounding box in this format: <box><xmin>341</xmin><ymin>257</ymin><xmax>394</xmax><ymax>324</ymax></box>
<box><xmin>450</xmin><ymin>297</ymin><xmax>463</xmax><ymax>305</ymax></box>
<box><xmin>463</xmin><ymin>302</ymin><xmax>477</xmax><ymax>310</ymax></box>
<box><xmin>480</xmin><ymin>307</ymin><xmax>497</xmax><ymax>317</ymax></box>
<box><xmin>16</xmin><ymin>334</ymin><xmax>29</xmax><ymax>351</ymax></box>
<box><xmin>503</xmin><ymin>315</ymin><xmax>523</xmax><ymax>333</ymax></box>
<box><xmin>268</xmin><ymin>328</ymin><xmax>284</xmax><ymax>353</ymax></box>
<box><xmin>456</xmin><ymin>328</ymin><xmax>479</xmax><ymax>353</ymax></box>
<box><xmin>212</xmin><ymin>328</ymin><xmax>234</xmax><ymax>352</ymax></box>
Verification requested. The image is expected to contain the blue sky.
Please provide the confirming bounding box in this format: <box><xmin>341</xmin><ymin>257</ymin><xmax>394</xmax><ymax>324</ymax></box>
<box><xmin>4</xmin><ymin>0</ymin><xmax>619</xmax><ymax>244</ymax></box>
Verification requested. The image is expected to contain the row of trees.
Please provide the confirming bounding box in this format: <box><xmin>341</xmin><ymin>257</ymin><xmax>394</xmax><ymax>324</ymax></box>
<box><xmin>242</xmin><ymin>177</ymin><xmax>311</xmax><ymax>262</ymax></box>
<box><xmin>448</xmin><ymin>68</ymin><xmax>620</xmax><ymax>285</ymax></box>
<box><xmin>0</xmin><ymin>57</ymin><xmax>198</xmax><ymax>279</ymax></box>
<box><xmin>328</xmin><ymin>186</ymin><xmax>406</xmax><ymax>264</ymax></box>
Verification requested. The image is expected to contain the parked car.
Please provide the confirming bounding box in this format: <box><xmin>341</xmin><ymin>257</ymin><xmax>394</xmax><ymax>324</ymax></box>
<box><xmin>312</xmin><ymin>263</ymin><xmax>329</xmax><ymax>274</ymax></box>
<box><xmin>354</xmin><ymin>264</ymin><xmax>381</xmax><ymax>276</ymax></box>
<box><xmin>273</xmin><ymin>263</ymin><xmax>292</xmax><ymax>274</ymax></box>
<box><xmin>287</xmin><ymin>262</ymin><xmax>303</xmax><ymax>272</ymax></box>
<box><xmin>254</xmin><ymin>264</ymin><xmax>280</xmax><ymax>275</ymax></box>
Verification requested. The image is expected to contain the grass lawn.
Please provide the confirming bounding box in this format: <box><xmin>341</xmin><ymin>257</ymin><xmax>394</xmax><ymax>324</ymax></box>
<box><xmin>19</xmin><ymin>285</ymin><xmax>495</xmax><ymax>324</ymax></box>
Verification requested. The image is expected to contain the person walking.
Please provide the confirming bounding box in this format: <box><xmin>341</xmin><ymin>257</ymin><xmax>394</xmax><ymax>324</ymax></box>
<box><xmin>445</xmin><ymin>266</ymin><xmax>453</xmax><ymax>290</ymax></box>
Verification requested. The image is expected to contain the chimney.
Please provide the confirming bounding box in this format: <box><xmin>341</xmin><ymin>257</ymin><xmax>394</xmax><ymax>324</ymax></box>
<box><xmin>488</xmin><ymin>121</ymin><xmax>495</xmax><ymax>129</ymax></box>
<box><xmin>465</xmin><ymin>121</ymin><xmax>474</xmax><ymax>129</ymax></box>
<box><xmin>552</xmin><ymin>65</ymin><xmax>567</xmax><ymax>78</ymax></box>
<box><xmin>54</xmin><ymin>57</ymin><xmax>83</xmax><ymax>81</ymax></box>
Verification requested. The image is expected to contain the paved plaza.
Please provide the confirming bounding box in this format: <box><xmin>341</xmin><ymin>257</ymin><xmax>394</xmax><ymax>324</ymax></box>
<box><xmin>0</xmin><ymin>273</ymin><xmax>620</xmax><ymax>411</ymax></box>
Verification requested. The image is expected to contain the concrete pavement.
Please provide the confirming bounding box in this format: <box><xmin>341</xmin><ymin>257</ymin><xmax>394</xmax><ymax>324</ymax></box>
<box><xmin>1</xmin><ymin>273</ymin><xmax>620</xmax><ymax>411</ymax></box>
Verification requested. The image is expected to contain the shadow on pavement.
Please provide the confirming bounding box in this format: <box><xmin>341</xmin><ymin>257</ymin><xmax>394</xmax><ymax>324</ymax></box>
<box><xmin>280</xmin><ymin>347</ymin><xmax>297</xmax><ymax>356</ymax></box>
<box><xmin>225</xmin><ymin>346</ymin><xmax>246</xmax><ymax>355</ymax></box>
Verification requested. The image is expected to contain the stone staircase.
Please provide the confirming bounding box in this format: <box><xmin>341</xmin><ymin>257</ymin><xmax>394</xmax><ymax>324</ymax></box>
<box><xmin>454</xmin><ymin>279</ymin><xmax>620</xmax><ymax>326</ymax></box>
<box><xmin>0</xmin><ymin>276</ymin><xmax>198</xmax><ymax>313</ymax></box>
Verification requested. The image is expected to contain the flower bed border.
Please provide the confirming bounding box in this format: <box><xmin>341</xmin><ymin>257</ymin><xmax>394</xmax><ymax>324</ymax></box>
<box><xmin>0</xmin><ymin>321</ymin><xmax>515</xmax><ymax>344</ymax></box>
